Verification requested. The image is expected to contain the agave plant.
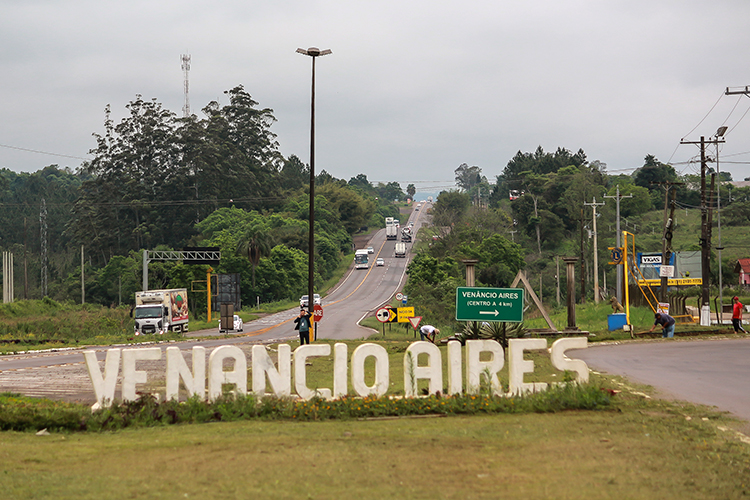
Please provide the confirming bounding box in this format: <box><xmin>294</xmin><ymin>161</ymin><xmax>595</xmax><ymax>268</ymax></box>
<box><xmin>478</xmin><ymin>321</ymin><xmax>527</xmax><ymax>349</ymax></box>
<box><xmin>455</xmin><ymin>321</ymin><xmax>527</xmax><ymax>348</ymax></box>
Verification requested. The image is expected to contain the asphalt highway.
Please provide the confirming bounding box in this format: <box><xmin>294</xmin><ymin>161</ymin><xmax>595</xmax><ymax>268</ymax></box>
<box><xmin>570</xmin><ymin>337</ymin><xmax>750</xmax><ymax>423</ymax></box>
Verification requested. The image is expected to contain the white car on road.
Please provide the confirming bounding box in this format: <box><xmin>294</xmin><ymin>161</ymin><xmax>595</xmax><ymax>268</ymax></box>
<box><xmin>300</xmin><ymin>294</ymin><xmax>321</xmax><ymax>308</ymax></box>
<box><xmin>376</xmin><ymin>258</ymin><xmax>385</xmax><ymax>267</ymax></box>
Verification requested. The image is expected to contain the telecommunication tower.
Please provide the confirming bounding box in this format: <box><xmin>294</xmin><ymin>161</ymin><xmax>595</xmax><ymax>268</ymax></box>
<box><xmin>181</xmin><ymin>54</ymin><xmax>191</xmax><ymax>117</ymax></box>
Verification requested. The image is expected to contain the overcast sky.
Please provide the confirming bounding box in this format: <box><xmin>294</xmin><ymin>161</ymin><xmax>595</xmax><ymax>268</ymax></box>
<box><xmin>2</xmin><ymin>0</ymin><xmax>750</xmax><ymax>194</ymax></box>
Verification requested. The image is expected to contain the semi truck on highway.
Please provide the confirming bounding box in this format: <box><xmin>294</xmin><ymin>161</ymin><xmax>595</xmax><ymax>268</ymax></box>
<box><xmin>385</xmin><ymin>217</ymin><xmax>398</xmax><ymax>240</ymax></box>
<box><xmin>395</xmin><ymin>242</ymin><xmax>407</xmax><ymax>258</ymax></box>
<box><xmin>134</xmin><ymin>289</ymin><xmax>189</xmax><ymax>335</ymax></box>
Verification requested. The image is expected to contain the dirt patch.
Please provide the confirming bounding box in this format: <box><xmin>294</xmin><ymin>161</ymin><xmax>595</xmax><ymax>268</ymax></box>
<box><xmin>352</xmin><ymin>231</ymin><xmax>375</xmax><ymax>250</ymax></box>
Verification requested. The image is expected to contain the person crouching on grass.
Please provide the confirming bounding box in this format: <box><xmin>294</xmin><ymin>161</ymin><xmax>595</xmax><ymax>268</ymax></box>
<box><xmin>419</xmin><ymin>324</ymin><xmax>439</xmax><ymax>343</ymax></box>
<box><xmin>648</xmin><ymin>312</ymin><xmax>676</xmax><ymax>338</ymax></box>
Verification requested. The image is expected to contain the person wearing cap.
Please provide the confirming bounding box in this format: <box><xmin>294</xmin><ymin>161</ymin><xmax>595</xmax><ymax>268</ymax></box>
<box><xmin>419</xmin><ymin>324</ymin><xmax>440</xmax><ymax>343</ymax></box>
<box><xmin>648</xmin><ymin>312</ymin><xmax>676</xmax><ymax>338</ymax></box>
<box><xmin>732</xmin><ymin>296</ymin><xmax>747</xmax><ymax>334</ymax></box>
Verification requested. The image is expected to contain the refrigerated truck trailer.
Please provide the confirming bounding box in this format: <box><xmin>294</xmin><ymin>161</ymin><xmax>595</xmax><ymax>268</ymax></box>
<box><xmin>134</xmin><ymin>288</ymin><xmax>189</xmax><ymax>335</ymax></box>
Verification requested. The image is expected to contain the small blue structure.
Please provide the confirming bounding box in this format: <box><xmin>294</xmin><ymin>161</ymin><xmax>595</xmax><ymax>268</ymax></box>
<box><xmin>607</xmin><ymin>313</ymin><xmax>628</xmax><ymax>331</ymax></box>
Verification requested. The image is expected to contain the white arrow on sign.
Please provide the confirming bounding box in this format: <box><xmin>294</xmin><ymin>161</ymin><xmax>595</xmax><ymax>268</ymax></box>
<box><xmin>376</xmin><ymin>308</ymin><xmax>391</xmax><ymax>323</ymax></box>
<box><xmin>479</xmin><ymin>310</ymin><xmax>499</xmax><ymax>316</ymax></box>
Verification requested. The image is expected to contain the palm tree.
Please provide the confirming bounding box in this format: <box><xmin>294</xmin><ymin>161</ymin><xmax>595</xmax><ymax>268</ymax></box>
<box><xmin>237</xmin><ymin>226</ymin><xmax>274</xmax><ymax>289</ymax></box>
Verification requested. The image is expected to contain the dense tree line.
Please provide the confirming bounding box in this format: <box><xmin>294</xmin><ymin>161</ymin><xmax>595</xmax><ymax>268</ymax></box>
<box><xmin>404</xmin><ymin>146</ymin><xmax>750</xmax><ymax>325</ymax></box>
<box><xmin>0</xmin><ymin>86</ymin><xmax>406</xmax><ymax>308</ymax></box>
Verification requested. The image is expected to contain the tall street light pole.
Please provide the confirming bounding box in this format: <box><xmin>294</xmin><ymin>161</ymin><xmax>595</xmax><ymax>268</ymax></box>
<box><xmin>297</xmin><ymin>46</ymin><xmax>332</xmax><ymax>325</ymax></box>
<box><xmin>714</xmin><ymin>125</ymin><xmax>728</xmax><ymax>323</ymax></box>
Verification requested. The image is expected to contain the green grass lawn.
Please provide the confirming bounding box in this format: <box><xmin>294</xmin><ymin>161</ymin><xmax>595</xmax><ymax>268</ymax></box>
<box><xmin>3</xmin><ymin>386</ymin><xmax>750</xmax><ymax>499</ymax></box>
<box><xmin>3</xmin><ymin>336</ymin><xmax>750</xmax><ymax>498</ymax></box>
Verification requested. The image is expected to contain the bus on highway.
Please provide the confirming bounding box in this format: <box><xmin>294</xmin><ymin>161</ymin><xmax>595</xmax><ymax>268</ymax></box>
<box><xmin>354</xmin><ymin>249</ymin><xmax>370</xmax><ymax>269</ymax></box>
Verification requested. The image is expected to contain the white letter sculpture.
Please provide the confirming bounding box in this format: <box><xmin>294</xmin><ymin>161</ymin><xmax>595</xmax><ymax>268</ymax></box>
<box><xmin>294</xmin><ymin>344</ymin><xmax>332</xmax><ymax>400</ymax></box>
<box><xmin>252</xmin><ymin>344</ymin><xmax>291</xmax><ymax>397</ymax></box>
<box><xmin>333</xmin><ymin>343</ymin><xmax>348</xmax><ymax>399</ymax></box>
<box><xmin>208</xmin><ymin>345</ymin><xmax>247</xmax><ymax>401</ymax></box>
<box><xmin>446</xmin><ymin>340</ymin><xmax>463</xmax><ymax>395</ymax></box>
<box><xmin>84</xmin><ymin>348</ymin><xmax>121</xmax><ymax>410</ymax></box>
<box><xmin>121</xmin><ymin>347</ymin><xmax>162</xmax><ymax>402</ymax></box>
<box><xmin>508</xmin><ymin>338</ymin><xmax>548</xmax><ymax>395</ymax></box>
<box><xmin>550</xmin><ymin>337</ymin><xmax>589</xmax><ymax>384</ymax></box>
<box><xmin>351</xmin><ymin>343</ymin><xmax>389</xmax><ymax>397</ymax></box>
<box><xmin>166</xmin><ymin>346</ymin><xmax>206</xmax><ymax>401</ymax></box>
<box><xmin>404</xmin><ymin>341</ymin><xmax>443</xmax><ymax>397</ymax></box>
<box><xmin>466</xmin><ymin>340</ymin><xmax>504</xmax><ymax>396</ymax></box>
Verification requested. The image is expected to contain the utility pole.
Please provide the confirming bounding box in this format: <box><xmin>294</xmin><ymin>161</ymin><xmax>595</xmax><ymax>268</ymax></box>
<box><xmin>580</xmin><ymin>208</ymin><xmax>586</xmax><ymax>304</ymax></box>
<box><xmin>650</xmin><ymin>181</ymin><xmax>682</xmax><ymax>302</ymax></box>
<box><xmin>584</xmin><ymin>197</ymin><xmax>605</xmax><ymax>303</ymax></box>
<box><xmin>556</xmin><ymin>256</ymin><xmax>560</xmax><ymax>306</ymax></box>
<box><xmin>662</xmin><ymin>190</ymin><xmax>677</xmax><ymax>302</ymax></box>
<box><xmin>604</xmin><ymin>186</ymin><xmax>632</xmax><ymax>303</ymax></box>
<box><xmin>681</xmin><ymin>135</ymin><xmax>723</xmax><ymax>325</ymax></box>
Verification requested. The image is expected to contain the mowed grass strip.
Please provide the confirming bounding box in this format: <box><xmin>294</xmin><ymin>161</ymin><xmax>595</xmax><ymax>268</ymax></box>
<box><xmin>3</xmin><ymin>395</ymin><xmax>750</xmax><ymax>500</ymax></box>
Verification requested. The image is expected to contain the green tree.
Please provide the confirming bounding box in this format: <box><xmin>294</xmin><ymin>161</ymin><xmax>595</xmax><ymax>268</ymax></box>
<box><xmin>455</xmin><ymin>163</ymin><xmax>483</xmax><ymax>191</ymax></box>
<box><xmin>279</xmin><ymin>155</ymin><xmax>308</xmax><ymax>192</ymax></box>
<box><xmin>431</xmin><ymin>190</ymin><xmax>471</xmax><ymax>228</ymax></box>
<box><xmin>375</xmin><ymin>181</ymin><xmax>405</xmax><ymax>202</ymax></box>
<box><xmin>237</xmin><ymin>224</ymin><xmax>275</xmax><ymax>289</ymax></box>
<box><xmin>633</xmin><ymin>155</ymin><xmax>677</xmax><ymax>192</ymax></box>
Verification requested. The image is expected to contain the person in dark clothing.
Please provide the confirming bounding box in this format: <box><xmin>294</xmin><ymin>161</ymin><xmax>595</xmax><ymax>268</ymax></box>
<box><xmin>294</xmin><ymin>308</ymin><xmax>313</xmax><ymax>345</ymax></box>
<box><xmin>648</xmin><ymin>312</ymin><xmax>676</xmax><ymax>338</ymax></box>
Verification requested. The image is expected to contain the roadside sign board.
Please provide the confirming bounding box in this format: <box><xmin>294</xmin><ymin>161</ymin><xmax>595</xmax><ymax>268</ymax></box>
<box><xmin>313</xmin><ymin>304</ymin><xmax>324</xmax><ymax>322</ymax></box>
<box><xmin>388</xmin><ymin>308</ymin><xmax>398</xmax><ymax>322</ymax></box>
<box><xmin>408</xmin><ymin>316</ymin><xmax>422</xmax><ymax>329</ymax></box>
<box><xmin>376</xmin><ymin>307</ymin><xmax>391</xmax><ymax>323</ymax></box>
<box><xmin>455</xmin><ymin>287</ymin><xmax>524</xmax><ymax>322</ymax></box>
<box><xmin>397</xmin><ymin>306</ymin><xmax>415</xmax><ymax>323</ymax></box>
<box><xmin>395</xmin><ymin>292</ymin><xmax>404</xmax><ymax>301</ymax></box>
<box><xmin>609</xmin><ymin>247</ymin><xmax>624</xmax><ymax>265</ymax></box>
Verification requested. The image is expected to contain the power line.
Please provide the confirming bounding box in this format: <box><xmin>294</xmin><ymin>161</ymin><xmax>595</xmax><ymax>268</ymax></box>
<box><xmin>0</xmin><ymin>196</ymin><xmax>288</xmax><ymax>208</ymax></box>
<box><xmin>0</xmin><ymin>143</ymin><xmax>89</xmax><ymax>161</ymax></box>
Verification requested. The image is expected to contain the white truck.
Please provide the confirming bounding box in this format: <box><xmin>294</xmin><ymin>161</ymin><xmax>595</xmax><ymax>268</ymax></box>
<box><xmin>395</xmin><ymin>242</ymin><xmax>407</xmax><ymax>258</ymax></box>
<box><xmin>385</xmin><ymin>217</ymin><xmax>398</xmax><ymax>240</ymax></box>
<box><xmin>134</xmin><ymin>289</ymin><xmax>189</xmax><ymax>335</ymax></box>
<box><xmin>401</xmin><ymin>227</ymin><xmax>412</xmax><ymax>242</ymax></box>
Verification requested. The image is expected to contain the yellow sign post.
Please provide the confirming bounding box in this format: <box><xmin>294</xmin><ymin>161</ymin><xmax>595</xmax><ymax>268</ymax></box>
<box><xmin>206</xmin><ymin>267</ymin><xmax>213</xmax><ymax>322</ymax></box>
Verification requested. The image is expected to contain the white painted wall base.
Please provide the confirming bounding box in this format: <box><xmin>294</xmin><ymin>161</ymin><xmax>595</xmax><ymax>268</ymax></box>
<box><xmin>700</xmin><ymin>305</ymin><xmax>711</xmax><ymax>327</ymax></box>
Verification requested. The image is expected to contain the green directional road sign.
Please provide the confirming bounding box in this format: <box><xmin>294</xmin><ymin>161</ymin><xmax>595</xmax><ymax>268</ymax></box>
<box><xmin>455</xmin><ymin>287</ymin><xmax>524</xmax><ymax>322</ymax></box>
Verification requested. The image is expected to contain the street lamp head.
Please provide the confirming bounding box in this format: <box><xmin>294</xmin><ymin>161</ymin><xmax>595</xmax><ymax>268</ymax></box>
<box><xmin>716</xmin><ymin>125</ymin><xmax>728</xmax><ymax>138</ymax></box>
<box><xmin>297</xmin><ymin>47</ymin><xmax>332</xmax><ymax>57</ymax></box>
